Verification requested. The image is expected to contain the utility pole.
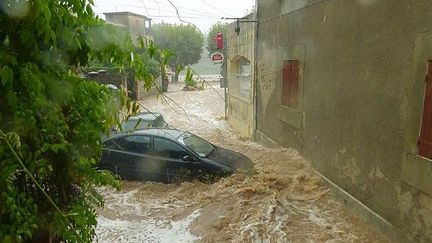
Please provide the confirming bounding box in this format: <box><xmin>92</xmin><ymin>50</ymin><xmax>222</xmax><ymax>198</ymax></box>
<box><xmin>221</xmin><ymin>17</ymin><xmax>258</xmax><ymax>36</ymax></box>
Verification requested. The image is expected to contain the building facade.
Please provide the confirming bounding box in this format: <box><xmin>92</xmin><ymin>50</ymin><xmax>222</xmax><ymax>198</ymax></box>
<box><xmin>226</xmin><ymin>14</ymin><xmax>257</xmax><ymax>138</ymax></box>
<box><xmin>254</xmin><ymin>0</ymin><xmax>432</xmax><ymax>241</ymax></box>
<box><xmin>102</xmin><ymin>12</ymin><xmax>159</xmax><ymax>100</ymax></box>
<box><xmin>104</xmin><ymin>11</ymin><xmax>154</xmax><ymax>47</ymax></box>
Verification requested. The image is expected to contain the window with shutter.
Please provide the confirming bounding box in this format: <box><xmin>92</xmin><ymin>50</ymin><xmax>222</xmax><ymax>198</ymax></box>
<box><xmin>282</xmin><ymin>60</ymin><xmax>300</xmax><ymax>109</ymax></box>
<box><xmin>418</xmin><ymin>60</ymin><xmax>432</xmax><ymax>159</ymax></box>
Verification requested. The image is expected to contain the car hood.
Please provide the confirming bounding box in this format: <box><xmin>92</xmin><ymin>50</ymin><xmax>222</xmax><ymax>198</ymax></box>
<box><xmin>206</xmin><ymin>146</ymin><xmax>254</xmax><ymax>172</ymax></box>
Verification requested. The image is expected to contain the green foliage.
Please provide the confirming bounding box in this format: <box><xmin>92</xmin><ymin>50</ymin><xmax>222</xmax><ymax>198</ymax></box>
<box><xmin>84</xmin><ymin>49</ymin><xmax>160</xmax><ymax>79</ymax></box>
<box><xmin>184</xmin><ymin>68</ymin><xmax>196</xmax><ymax>87</ymax></box>
<box><xmin>140</xmin><ymin>50</ymin><xmax>161</xmax><ymax>79</ymax></box>
<box><xmin>0</xmin><ymin>0</ymin><xmax>156</xmax><ymax>242</ymax></box>
<box><xmin>152</xmin><ymin>23</ymin><xmax>204</xmax><ymax>80</ymax></box>
<box><xmin>146</xmin><ymin>41</ymin><xmax>175</xmax><ymax>92</ymax></box>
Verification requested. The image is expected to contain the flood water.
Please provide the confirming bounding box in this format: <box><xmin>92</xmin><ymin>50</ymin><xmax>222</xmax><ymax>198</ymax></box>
<box><xmin>95</xmin><ymin>82</ymin><xmax>388</xmax><ymax>243</ymax></box>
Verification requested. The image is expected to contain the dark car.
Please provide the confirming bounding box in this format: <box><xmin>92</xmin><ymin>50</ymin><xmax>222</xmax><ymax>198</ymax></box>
<box><xmin>99</xmin><ymin>128</ymin><xmax>254</xmax><ymax>183</ymax></box>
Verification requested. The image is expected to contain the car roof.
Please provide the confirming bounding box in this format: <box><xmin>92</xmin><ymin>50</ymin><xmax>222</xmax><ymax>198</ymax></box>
<box><xmin>127</xmin><ymin>112</ymin><xmax>162</xmax><ymax>121</ymax></box>
<box><xmin>104</xmin><ymin>84</ymin><xmax>118</xmax><ymax>90</ymax></box>
<box><xmin>105</xmin><ymin>128</ymin><xmax>186</xmax><ymax>141</ymax></box>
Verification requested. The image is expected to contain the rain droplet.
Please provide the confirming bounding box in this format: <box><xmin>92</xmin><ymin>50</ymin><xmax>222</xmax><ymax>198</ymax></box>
<box><xmin>0</xmin><ymin>0</ymin><xmax>30</xmax><ymax>19</ymax></box>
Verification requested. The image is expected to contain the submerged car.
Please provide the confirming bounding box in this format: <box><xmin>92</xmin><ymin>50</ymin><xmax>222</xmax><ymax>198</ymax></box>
<box><xmin>99</xmin><ymin>128</ymin><xmax>254</xmax><ymax>182</ymax></box>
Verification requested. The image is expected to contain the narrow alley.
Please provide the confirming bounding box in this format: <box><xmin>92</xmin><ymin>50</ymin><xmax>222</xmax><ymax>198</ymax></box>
<box><xmin>95</xmin><ymin>82</ymin><xmax>388</xmax><ymax>242</ymax></box>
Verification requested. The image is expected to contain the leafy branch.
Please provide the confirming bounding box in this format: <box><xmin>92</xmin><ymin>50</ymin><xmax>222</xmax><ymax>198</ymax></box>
<box><xmin>0</xmin><ymin>0</ymin><xmax>160</xmax><ymax>241</ymax></box>
<box><xmin>0</xmin><ymin>130</ymin><xmax>84</xmax><ymax>242</ymax></box>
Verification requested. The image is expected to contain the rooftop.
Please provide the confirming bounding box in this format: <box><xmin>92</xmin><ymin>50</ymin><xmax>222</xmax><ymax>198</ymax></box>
<box><xmin>129</xmin><ymin>112</ymin><xmax>162</xmax><ymax>121</ymax></box>
<box><xmin>130</xmin><ymin>128</ymin><xmax>187</xmax><ymax>140</ymax></box>
<box><xmin>103</xmin><ymin>11</ymin><xmax>152</xmax><ymax>20</ymax></box>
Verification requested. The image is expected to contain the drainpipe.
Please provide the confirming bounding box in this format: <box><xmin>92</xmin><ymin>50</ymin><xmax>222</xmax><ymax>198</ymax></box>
<box><xmin>224</xmin><ymin>61</ymin><xmax>228</xmax><ymax>118</ymax></box>
<box><xmin>253</xmin><ymin>0</ymin><xmax>259</xmax><ymax>140</ymax></box>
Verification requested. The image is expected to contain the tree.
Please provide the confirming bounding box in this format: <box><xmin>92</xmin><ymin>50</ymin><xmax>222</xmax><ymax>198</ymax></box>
<box><xmin>0</xmin><ymin>0</ymin><xmax>156</xmax><ymax>241</ymax></box>
<box><xmin>152</xmin><ymin>23</ymin><xmax>204</xmax><ymax>82</ymax></box>
<box><xmin>206</xmin><ymin>22</ymin><xmax>228</xmax><ymax>82</ymax></box>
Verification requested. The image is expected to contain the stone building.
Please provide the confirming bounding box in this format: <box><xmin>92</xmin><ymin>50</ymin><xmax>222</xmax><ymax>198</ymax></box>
<box><xmin>99</xmin><ymin>11</ymin><xmax>159</xmax><ymax>100</ymax></box>
<box><xmin>104</xmin><ymin>11</ymin><xmax>154</xmax><ymax>46</ymax></box>
<box><xmin>233</xmin><ymin>0</ymin><xmax>432</xmax><ymax>241</ymax></box>
<box><xmin>226</xmin><ymin>13</ymin><xmax>257</xmax><ymax>138</ymax></box>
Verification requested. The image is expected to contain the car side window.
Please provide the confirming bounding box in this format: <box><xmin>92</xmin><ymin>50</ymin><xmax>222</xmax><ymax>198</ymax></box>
<box><xmin>123</xmin><ymin>135</ymin><xmax>151</xmax><ymax>154</ymax></box>
<box><xmin>154</xmin><ymin>116</ymin><xmax>167</xmax><ymax>128</ymax></box>
<box><xmin>103</xmin><ymin>137</ymin><xmax>123</xmax><ymax>150</ymax></box>
<box><xmin>122</xmin><ymin>119</ymin><xmax>150</xmax><ymax>131</ymax></box>
<box><xmin>153</xmin><ymin>137</ymin><xmax>188</xmax><ymax>160</ymax></box>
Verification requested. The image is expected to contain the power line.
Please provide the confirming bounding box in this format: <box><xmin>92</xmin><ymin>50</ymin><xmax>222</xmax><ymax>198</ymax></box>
<box><xmin>95</xmin><ymin>13</ymin><xmax>221</xmax><ymax>19</ymax></box>
<box><xmin>95</xmin><ymin>0</ymin><xmax>220</xmax><ymax>18</ymax></box>
<box><xmin>95</xmin><ymin>2</ymin><xmax>219</xmax><ymax>18</ymax></box>
<box><xmin>144</xmin><ymin>0</ymin><xmax>220</xmax><ymax>16</ymax></box>
<box><xmin>149</xmin><ymin>15</ymin><xmax>221</xmax><ymax>19</ymax></box>
<box><xmin>139</xmin><ymin>0</ymin><xmax>150</xmax><ymax>16</ymax></box>
<box><xmin>165</xmin><ymin>0</ymin><xmax>196</xmax><ymax>26</ymax></box>
<box><xmin>199</xmin><ymin>0</ymin><xmax>235</xmax><ymax>18</ymax></box>
<box><xmin>150</xmin><ymin>0</ymin><xmax>161</xmax><ymax>15</ymax></box>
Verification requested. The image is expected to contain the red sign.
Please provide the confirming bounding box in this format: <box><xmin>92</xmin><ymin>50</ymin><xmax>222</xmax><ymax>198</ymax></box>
<box><xmin>216</xmin><ymin>32</ymin><xmax>224</xmax><ymax>49</ymax></box>
<box><xmin>210</xmin><ymin>52</ymin><xmax>224</xmax><ymax>64</ymax></box>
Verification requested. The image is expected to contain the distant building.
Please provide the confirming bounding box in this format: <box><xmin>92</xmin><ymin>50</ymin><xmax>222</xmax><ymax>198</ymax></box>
<box><xmin>104</xmin><ymin>11</ymin><xmax>154</xmax><ymax>47</ymax></box>
<box><xmin>91</xmin><ymin>12</ymin><xmax>159</xmax><ymax>100</ymax></box>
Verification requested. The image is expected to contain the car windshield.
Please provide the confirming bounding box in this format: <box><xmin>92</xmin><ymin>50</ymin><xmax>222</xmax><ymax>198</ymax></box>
<box><xmin>121</xmin><ymin>119</ymin><xmax>150</xmax><ymax>131</ymax></box>
<box><xmin>180</xmin><ymin>133</ymin><xmax>214</xmax><ymax>157</ymax></box>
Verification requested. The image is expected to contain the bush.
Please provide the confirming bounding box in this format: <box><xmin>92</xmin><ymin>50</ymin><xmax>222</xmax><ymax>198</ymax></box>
<box><xmin>0</xmin><ymin>0</ymin><xmax>157</xmax><ymax>241</ymax></box>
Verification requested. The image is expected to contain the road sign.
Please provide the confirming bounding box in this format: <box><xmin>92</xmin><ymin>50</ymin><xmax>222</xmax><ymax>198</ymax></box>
<box><xmin>216</xmin><ymin>32</ymin><xmax>224</xmax><ymax>49</ymax></box>
<box><xmin>210</xmin><ymin>52</ymin><xmax>224</xmax><ymax>64</ymax></box>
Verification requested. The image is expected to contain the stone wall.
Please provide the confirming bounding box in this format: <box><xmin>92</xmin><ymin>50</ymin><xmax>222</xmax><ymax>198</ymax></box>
<box><xmin>226</xmin><ymin>13</ymin><xmax>257</xmax><ymax>138</ymax></box>
<box><xmin>255</xmin><ymin>0</ymin><xmax>432</xmax><ymax>241</ymax></box>
<box><xmin>86</xmin><ymin>70</ymin><xmax>160</xmax><ymax>100</ymax></box>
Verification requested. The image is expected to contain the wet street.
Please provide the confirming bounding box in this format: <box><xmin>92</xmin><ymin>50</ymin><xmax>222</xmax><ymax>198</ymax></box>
<box><xmin>95</xmin><ymin>82</ymin><xmax>388</xmax><ymax>242</ymax></box>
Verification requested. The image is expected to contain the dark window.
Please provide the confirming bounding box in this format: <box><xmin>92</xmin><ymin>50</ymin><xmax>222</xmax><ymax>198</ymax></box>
<box><xmin>121</xmin><ymin>119</ymin><xmax>151</xmax><ymax>131</ymax></box>
<box><xmin>282</xmin><ymin>60</ymin><xmax>300</xmax><ymax>109</ymax></box>
<box><xmin>123</xmin><ymin>135</ymin><xmax>151</xmax><ymax>154</ymax></box>
<box><xmin>153</xmin><ymin>116</ymin><xmax>167</xmax><ymax>128</ymax></box>
<box><xmin>419</xmin><ymin>61</ymin><xmax>432</xmax><ymax>159</ymax></box>
<box><xmin>182</xmin><ymin>134</ymin><xmax>214</xmax><ymax>158</ymax></box>
<box><xmin>103</xmin><ymin>138</ymin><xmax>123</xmax><ymax>150</ymax></box>
<box><xmin>153</xmin><ymin>137</ymin><xmax>188</xmax><ymax>160</ymax></box>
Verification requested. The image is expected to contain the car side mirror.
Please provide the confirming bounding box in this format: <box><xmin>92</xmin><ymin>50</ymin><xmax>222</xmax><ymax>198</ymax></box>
<box><xmin>182</xmin><ymin>155</ymin><xmax>195</xmax><ymax>162</ymax></box>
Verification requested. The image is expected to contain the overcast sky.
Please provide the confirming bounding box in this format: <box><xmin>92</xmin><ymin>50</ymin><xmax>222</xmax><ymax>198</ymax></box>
<box><xmin>93</xmin><ymin>0</ymin><xmax>255</xmax><ymax>34</ymax></box>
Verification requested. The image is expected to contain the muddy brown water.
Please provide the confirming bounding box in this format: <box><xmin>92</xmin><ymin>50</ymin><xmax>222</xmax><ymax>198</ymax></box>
<box><xmin>95</xmin><ymin>82</ymin><xmax>389</xmax><ymax>243</ymax></box>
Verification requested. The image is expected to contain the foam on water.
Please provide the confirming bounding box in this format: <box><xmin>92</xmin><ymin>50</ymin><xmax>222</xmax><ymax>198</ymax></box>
<box><xmin>96</xmin><ymin>209</ymin><xmax>201</xmax><ymax>243</ymax></box>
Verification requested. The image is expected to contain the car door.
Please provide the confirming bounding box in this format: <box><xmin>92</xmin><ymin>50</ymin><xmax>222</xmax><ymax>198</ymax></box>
<box><xmin>121</xmin><ymin>135</ymin><xmax>154</xmax><ymax>180</ymax></box>
<box><xmin>106</xmin><ymin>135</ymin><xmax>153</xmax><ymax>181</ymax></box>
<box><xmin>101</xmin><ymin>138</ymin><xmax>122</xmax><ymax>173</ymax></box>
<box><xmin>151</xmin><ymin>137</ymin><xmax>204</xmax><ymax>182</ymax></box>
